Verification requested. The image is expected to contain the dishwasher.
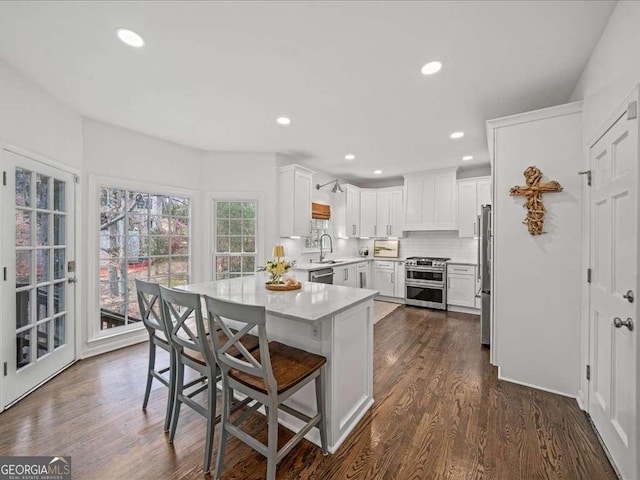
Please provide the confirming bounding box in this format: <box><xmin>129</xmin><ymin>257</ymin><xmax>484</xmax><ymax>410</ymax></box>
<box><xmin>310</xmin><ymin>268</ymin><xmax>334</xmax><ymax>284</ymax></box>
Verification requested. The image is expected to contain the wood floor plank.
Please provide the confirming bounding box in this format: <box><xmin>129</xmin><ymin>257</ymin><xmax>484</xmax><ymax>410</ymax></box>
<box><xmin>0</xmin><ymin>306</ymin><xmax>617</xmax><ymax>479</ymax></box>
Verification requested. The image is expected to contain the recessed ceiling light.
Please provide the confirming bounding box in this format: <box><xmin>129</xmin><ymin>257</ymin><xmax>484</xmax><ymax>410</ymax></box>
<box><xmin>116</xmin><ymin>28</ymin><xmax>145</xmax><ymax>48</ymax></box>
<box><xmin>373</xmin><ymin>170</ymin><xmax>382</xmax><ymax>175</ymax></box>
<box><xmin>276</xmin><ymin>117</ymin><xmax>291</xmax><ymax>126</ymax></box>
<box><xmin>345</xmin><ymin>154</ymin><xmax>355</xmax><ymax>161</ymax></box>
<box><xmin>421</xmin><ymin>61</ymin><xmax>442</xmax><ymax>75</ymax></box>
<box><xmin>462</xmin><ymin>155</ymin><xmax>473</xmax><ymax>161</ymax></box>
<box><xmin>450</xmin><ymin>131</ymin><xmax>464</xmax><ymax>139</ymax></box>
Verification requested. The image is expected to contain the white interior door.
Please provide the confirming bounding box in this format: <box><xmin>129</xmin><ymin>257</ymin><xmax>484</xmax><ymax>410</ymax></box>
<box><xmin>588</xmin><ymin>103</ymin><xmax>638</xmax><ymax>479</ymax></box>
<box><xmin>1</xmin><ymin>149</ymin><xmax>76</xmax><ymax>409</ymax></box>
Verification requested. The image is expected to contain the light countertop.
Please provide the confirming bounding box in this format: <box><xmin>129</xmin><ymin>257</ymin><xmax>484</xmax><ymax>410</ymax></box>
<box><xmin>178</xmin><ymin>275</ymin><xmax>378</xmax><ymax>324</ymax></box>
<box><xmin>292</xmin><ymin>257</ymin><xmax>405</xmax><ymax>271</ymax></box>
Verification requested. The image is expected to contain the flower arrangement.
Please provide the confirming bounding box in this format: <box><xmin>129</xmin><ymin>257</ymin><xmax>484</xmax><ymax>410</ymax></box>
<box><xmin>259</xmin><ymin>259</ymin><xmax>297</xmax><ymax>285</ymax></box>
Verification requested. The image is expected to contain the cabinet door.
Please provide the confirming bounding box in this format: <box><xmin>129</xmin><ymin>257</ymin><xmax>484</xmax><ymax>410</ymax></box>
<box><xmin>433</xmin><ymin>172</ymin><xmax>456</xmax><ymax>228</ymax></box>
<box><xmin>360</xmin><ymin>191</ymin><xmax>378</xmax><ymax>237</ymax></box>
<box><xmin>389</xmin><ymin>189</ymin><xmax>404</xmax><ymax>236</ymax></box>
<box><xmin>293</xmin><ymin>170</ymin><xmax>312</xmax><ymax>236</ymax></box>
<box><xmin>346</xmin><ymin>187</ymin><xmax>361</xmax><ymax>237</ymax></box>
<box><xmin>404</xmin><ymin>176</ymin><xmax>424</xmax><ymax>227</ymax></box>
<box><xmin>373</xmin><ymin>269</ymin><xmax>394</xmax><ymax>296</ymax></box>
<box><xmin>457</xmin><ymin>181</ymin><xmax>477</xmax><ymax>238</ymax></box>
<box><xmin>376</xmin><ymin>191</ymin><xmax>390</xmax><ymax>236</ymax></box>
<box><xmin>447</xmin><ymin>273</ymin><xmax>476</xmax><ymax>307</ymax></box>
<box><xmin>477</xmin><ymin>178</ymin><xmax>492</xmax><ymax>209</ymax></box>
<box><xmin>333</xmin><ymin>266</ymin><xmax>346</xmax><ymax>286</ymax></box>
<box><xmin>344</xmin><ymin>265</ymin><xmax>357</xmax><ymax>288</ymax></box>
<box><xmin>394</xmin><ymin>261</ymin><xmax>406</xmax><ymax>298</ymax></box>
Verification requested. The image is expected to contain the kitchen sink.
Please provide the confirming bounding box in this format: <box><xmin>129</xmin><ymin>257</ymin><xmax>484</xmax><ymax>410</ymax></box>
<box><xmin>318</xmin><ymin>260</ymin><xmax>338</xmax><ymax>264</ymax></box>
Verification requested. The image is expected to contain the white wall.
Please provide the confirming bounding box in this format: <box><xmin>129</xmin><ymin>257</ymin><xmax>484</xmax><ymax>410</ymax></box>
<box><xmin>201</xmin><ymin>150</ymin><xmax>278</xmax><ymax>272</ymax></box>
<box><xmin>489</xmin><ymin>103</ymin><xmax>583</xmax><ymax>397</ymax></box>
<box><xmin>0</xmin><ymin>58</ymin><xmax>82</xmax><ymax>167</ymax></box>
<box><xmin>570</xmin><ymin>1</ymin><xmax>640</xmax><ymax>143</ymax></box>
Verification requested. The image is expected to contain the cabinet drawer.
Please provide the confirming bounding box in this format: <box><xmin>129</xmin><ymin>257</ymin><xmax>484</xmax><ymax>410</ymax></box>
<box><xmin>356</xmin><ymin>262</ymin><xmax>368</xmax><ymax>270</ymax></box>
<box><xmin>374</xmin><ymin>261</ymin><xmax>395</xmax><ymax>270</ymax></box>
<box><xmin>447</xmin><ymin>264</ymin><xmax>475</xmax><ymax>275</ymax></box>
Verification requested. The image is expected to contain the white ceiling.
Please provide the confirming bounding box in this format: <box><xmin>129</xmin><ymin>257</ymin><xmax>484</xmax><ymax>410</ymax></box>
<box><xmin>0</xmin><ymin>1</ymin><xmax>615</xmax><ymax>182</ymax></box>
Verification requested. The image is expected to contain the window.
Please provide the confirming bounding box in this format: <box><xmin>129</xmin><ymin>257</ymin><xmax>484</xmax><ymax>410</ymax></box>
<box><xmin>304</xmin><ymin>219</ymin><xmax>330</xmax><ymax>250</ymax></box>
<box><xmin>214</xmin><ymin>200</ymin><xmax>257</xmax><ymax>279</ymax></box>
<box><xmin>99</xmin><ymin>188</ymin><xmax>190</xmax><ymax>330</ymax></box>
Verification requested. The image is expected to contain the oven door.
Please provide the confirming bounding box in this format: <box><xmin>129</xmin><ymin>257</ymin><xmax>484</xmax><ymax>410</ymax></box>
<box><xmin>405</xmin><ymin>267</ymin><xmax>444</xmax><ymax>283</ymax></box>
<box><xmin>405</xmin><ymin>281</ymin><xmax>446</xmax><ymax>310</ymax></box>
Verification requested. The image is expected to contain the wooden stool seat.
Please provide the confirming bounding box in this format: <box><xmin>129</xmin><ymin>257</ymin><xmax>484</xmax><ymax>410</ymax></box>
<box><xmin>204</xmin><ymin>295</ymin><xmax>328</xmax><ymax>480</ymax></box>
<box><xmin>230</xmin><ymin>341</ymin><xmax>326</xmax><ymax>395</ymax></box>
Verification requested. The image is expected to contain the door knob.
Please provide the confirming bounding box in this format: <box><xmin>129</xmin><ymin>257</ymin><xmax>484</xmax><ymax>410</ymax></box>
<box><xmin>613</xmin><ymin>317</ymin><xmax>634</xmax><ymax>331</ymax></box>
<box><xmin>623</xmin><ymin>290</ymin><xmax>634</xmax><ymax>303</ymax></box>
<box><xmin>68</xmin><ymin>277</ymin><xmax>77</xmax><ymax>284</ymax></box>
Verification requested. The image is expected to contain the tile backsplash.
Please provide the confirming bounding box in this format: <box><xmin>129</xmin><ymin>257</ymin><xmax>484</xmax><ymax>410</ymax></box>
<box><xmin>359</xmin><ymin>231</ymin><xmax>478</xmax><ymax>263</ymax></box>
<box><xmin>281</xmin><ymin>231</ymin><xmax>477</xmax><ymax>264</ymax></box>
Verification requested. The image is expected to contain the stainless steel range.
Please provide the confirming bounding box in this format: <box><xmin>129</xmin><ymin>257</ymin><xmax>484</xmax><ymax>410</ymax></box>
<box><xmin>405</xmin><ymin>257</ymin><xmax>450</xmax><ymax>310</ymax></box>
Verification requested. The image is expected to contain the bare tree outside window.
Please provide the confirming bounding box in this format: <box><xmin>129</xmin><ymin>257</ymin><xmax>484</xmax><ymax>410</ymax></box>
<box><xmin>99</xmin><ymin>188</ymin><xmax>190</xmax><ymax>330</ymax></box>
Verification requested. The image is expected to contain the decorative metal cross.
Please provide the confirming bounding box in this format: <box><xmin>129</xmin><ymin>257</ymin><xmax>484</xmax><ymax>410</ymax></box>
<box><xmin>509</xmin><ymin>166</ymin><xmax>562</xmax><ymax>235</ymax></box>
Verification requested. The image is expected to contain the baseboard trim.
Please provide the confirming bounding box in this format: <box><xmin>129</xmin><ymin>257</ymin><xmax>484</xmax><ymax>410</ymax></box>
<box><xmin>375</xmin><ymin>295</ymin><xmax>404</xmax><ymax>304</ymax></box>
<box><xmin>82</xmin><ymin>330</ymin><xmax>148</xmax><ymax>359</ymax></box>
<box><xmin>447</xmin><ymin>305</ymin><xmax>480</xmax><ymax>315</ymax></box>
<box><xmin>497</xmin><ymin>373</ymin><xmax>576</xmax><ymax>399</ymax></box>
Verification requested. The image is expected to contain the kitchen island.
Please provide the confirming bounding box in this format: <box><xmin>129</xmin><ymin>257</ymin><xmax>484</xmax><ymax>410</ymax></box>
<box><xmin>180</xmin><ymin>275</ymin><xmax>378</xmax><ymax>453</ymax></box>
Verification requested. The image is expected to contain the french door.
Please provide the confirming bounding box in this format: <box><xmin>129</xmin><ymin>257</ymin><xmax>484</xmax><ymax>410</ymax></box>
<box><xmin>588</xmin><ymin>99</ymin><xmax>638</xmax><ymax>479</ymax></box>
<box><xmin>1</xmin><ymin>149</ymin><xmax>76</xmax><ymax>409</ymax></box>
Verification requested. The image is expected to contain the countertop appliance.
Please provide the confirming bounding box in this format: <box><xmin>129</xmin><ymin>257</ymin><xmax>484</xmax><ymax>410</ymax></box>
<box><xmin>310</xmin><ymin>268</ymin><xmax>334</xmax><ymax>284</ymax></box>
<box><xmin>405</xmin><ymin>256</ymin><xmax>450</xmax><ymax>309</ymax></box>
<box><xmin>479</xmin><ymin>205</ymin><xmax>492</xmax><ymax>345</ymax></box>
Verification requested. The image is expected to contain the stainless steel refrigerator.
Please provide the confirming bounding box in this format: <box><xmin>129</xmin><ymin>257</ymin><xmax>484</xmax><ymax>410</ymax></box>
<box><xmin>478</xmin><ymin>205</ymin><xmax>491</xmax><ymax>346</ymax></box>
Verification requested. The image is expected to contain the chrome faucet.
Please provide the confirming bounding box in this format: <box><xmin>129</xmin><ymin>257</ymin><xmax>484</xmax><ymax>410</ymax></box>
<box><xmin>319</xmin><ymin>234</ymin><xmax>333</xmax><ymax>262</ymax></box>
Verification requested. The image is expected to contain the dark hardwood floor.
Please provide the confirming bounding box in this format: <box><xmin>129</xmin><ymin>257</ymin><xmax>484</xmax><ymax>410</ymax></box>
<box><xmin>0</xmin><ymin>307</ymin><xmax>616</xmax><ymax>479</ymax></box>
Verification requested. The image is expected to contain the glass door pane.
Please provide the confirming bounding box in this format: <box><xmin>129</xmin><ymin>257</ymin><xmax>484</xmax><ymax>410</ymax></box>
<box><xmin>2</xmin><ymin>149</ymin><xmax>75</xmax><ymax>409</ymax></box>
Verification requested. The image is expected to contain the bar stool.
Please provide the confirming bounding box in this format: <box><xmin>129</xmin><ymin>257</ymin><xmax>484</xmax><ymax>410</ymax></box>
<box><xmin>204</xmin><ymin>295</ymin><xmax>328</xmax><ymax>480</ymax></box>
<box><xmin>159</xmin><ymin>286</ymin><xmax>260</xmax><ymax>474</ymax></box>
<box><xmin>136</xmin><ymin>279</ymin><xmax>174</xmax><ymax>432</ymax></box>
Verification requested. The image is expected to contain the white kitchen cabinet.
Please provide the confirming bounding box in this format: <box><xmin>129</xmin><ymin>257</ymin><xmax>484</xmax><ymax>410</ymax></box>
<box><xmin>404</xmin><ymin>168</ymin><xmax>457</xmax><ymax>230</ymax></box>
<box><xmin>376</xmin><ymin>187</ymin><xmax>404</xmax><ymax>237</ymax></box>
<box><xmin>457</xmin><ymin>176</ymin><xmax>492</xmax><ymax>238</ymax></box>
<box><xmin>447</xmin><ymin>264</ymin><xmax>476</xmax><ymax>307</ymax></box>
<box><xmin>360</xmin><ymin>190</ymin><xmax>378</xmax><ymax>237</ymax></box>
<box><xmin>394</xmin><ymin>260</ymin><xmax>406</xmax><ymax>298</ymax></box>
<box><xmin>334</xmin><ymin>184</ymin><xmax>361</xmax><ymax>238</ymax></box>
<box><xmin>278</xmin><ymin>164</ymin><xmax>315</xmax><ymax>237</ymax></box>
<box><xmin>356</xmin><ymin>261</ymin><xmax>370</xmax><ymax>289</ymax></box>
<box><xmin>334</xmin><ymin>264</ymin><xmax>357</xmax><ymax>288</ymax></box>
<box><xmin>373</xmin><ymin>260</ymin><xmax>395</xmax><ymax>297</ymax></box>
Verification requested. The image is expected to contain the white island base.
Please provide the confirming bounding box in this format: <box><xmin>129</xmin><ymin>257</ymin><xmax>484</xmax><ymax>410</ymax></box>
<box><xmin>180</xmin><ymin>277</ymin><xmax>377</xmax><ymax>453</ymax></box>
<box><xmin>266</xmin><ymin>299</ymin><xmax>374</xmax><ymax>452</ymax></box>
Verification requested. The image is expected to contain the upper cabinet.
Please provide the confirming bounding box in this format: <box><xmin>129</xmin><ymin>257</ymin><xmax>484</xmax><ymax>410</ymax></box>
<box><xmin>360</xmin><ymin>190</ymin><xmax>378</xmax><ymax>237</ymax></box>
<box><xmin>404</xmin><ymin>168</ymin><xmax>457</xmax><ymax>230</ymax></box>
<box><xmin>333</xmin><ymin>184</ymin><xmax>361</xmax><ymax>238</ymax></box>
<box><xmin>457</xmin><ymin>176</ymin><xmax>492</xmax><ymax>238</ymax></box>
<box><xmin>376</xmin><ymin>187</ymin><xmax>404</xmax><ymax>237</ymax></box>
<box><xmin>278</xmin><ymin>164</ymin><xmax>315</xmax><ymax>237</ymax></box>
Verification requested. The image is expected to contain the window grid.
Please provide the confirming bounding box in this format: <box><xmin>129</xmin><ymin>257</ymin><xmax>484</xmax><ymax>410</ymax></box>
<box><xmin>214</xmin><ymin>200</ymin><xmax>257</xmax><ymax>280</ymax></box>
<box><xmin>99</xmin><ymin>188</ymin><xmax>190</xmax><ymax>330</ymax></box>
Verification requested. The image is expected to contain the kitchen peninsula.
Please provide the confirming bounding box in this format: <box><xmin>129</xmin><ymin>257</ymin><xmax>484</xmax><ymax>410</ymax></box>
<box><xmin>180</xmin><ymin>275</ymin><xmax>378</xmax><ymax>452</ymax></box>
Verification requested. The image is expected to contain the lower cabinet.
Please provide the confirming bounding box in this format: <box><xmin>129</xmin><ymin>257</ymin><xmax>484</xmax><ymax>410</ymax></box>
<box><xmin>373</xmin><ymin>261</ymin><xmax>395</xmax><ymax>297</ymax></box>
<box><xmin>334</xmin><ymin>264</ymin><xmax>357</xmax><ymax>288</ymax></box>
<box><xmin>447</xmin><ymin>264</ymin><xmax>477</xmax><ymax>308</ymax></box>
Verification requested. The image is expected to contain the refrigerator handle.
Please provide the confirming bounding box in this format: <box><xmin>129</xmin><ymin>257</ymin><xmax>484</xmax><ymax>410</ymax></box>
<box><xmin>477</xmin><ymin>214</ymin><xmax>481</xmax><ymax>281</ymax></box>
